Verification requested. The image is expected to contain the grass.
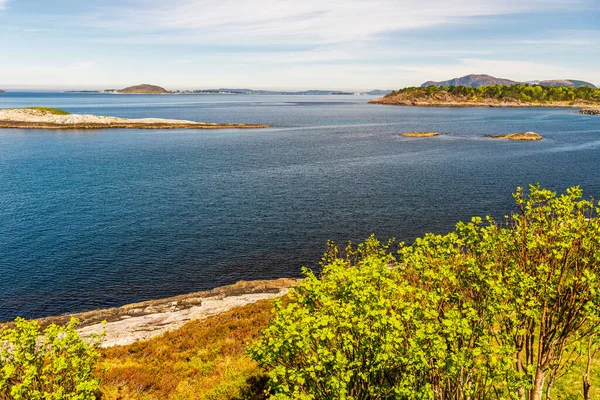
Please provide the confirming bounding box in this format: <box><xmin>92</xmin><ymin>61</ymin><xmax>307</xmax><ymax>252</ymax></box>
<box><xmin>23</xmin><ymin>107</ymin><xmax>70</xmax><ymax>115</ymax></box>
<box><xmin>99</xmin><ymin>299</ymin><xmax>275</xmax><ymax>400</ymax></box>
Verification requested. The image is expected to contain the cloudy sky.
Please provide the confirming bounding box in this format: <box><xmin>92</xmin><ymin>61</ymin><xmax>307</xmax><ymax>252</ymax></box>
<box><xmin>0</xmin><ymin>0</ymin><xmax>599</xmax><ymax>90</ymax></box>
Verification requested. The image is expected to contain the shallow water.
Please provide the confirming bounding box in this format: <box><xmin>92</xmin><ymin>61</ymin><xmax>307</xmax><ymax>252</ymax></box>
<box><xmin>1</xmin><ymin>93</ymin><xmax>599</xmax><ymax>320</ymax></box>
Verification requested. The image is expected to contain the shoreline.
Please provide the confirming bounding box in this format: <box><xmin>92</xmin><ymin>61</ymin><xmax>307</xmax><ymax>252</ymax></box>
<box><xmin>73</xmin><ymin>278</ymin><xmax>296</xmax><ymax>347</ymax></box>
<box><xmin>2</xmin><ymin>278</ymin><xmax>297</xmax><ymax>347</ymax></box>
<box><xmin>369</xmin><ymin>99</ymin><xmax>598</xmax><ymax>108</ymax></box>
<box><xmin>0</xmin><ymin>121</ymin><xmax>271</xmax><ymax>130</ymax></box>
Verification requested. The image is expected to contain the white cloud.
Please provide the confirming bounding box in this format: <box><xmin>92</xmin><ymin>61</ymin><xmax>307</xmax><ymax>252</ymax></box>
<box><xmin>0</xmin><ymin>0</ymin><xmax>7</xmax><ymax>10</ymax></box>
<box><xmin>87</xmin><ymin>0</ymin><xmax>587</xmax><ymax>45</ymax></box>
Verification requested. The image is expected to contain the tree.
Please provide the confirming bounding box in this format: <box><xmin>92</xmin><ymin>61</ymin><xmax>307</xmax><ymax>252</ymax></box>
<box><xmin>0</xmin><ymin>318</ymin><xmax>103</xmax><ymax>400</ymax></box>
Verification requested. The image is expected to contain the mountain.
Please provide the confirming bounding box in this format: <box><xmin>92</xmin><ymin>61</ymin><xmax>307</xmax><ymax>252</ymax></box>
<box><xmin>366</xmin><ymin>89</ymin><xmax>393</xmax><ymax>95</ymax></box>
<box><xmin>118</xmin><ymin>84</ymin><xmax>169</xmax><ymax>94</ymax></box>
<box><xmin>422</xmin><ymin>74</ymin><xmax>596</xmax><ymax>89</ymax></box>
<box><xmin>539</xmin><ymin>79</ymin><xmax>596</xmax><ymax>88</ymax></box>
<box><xmin>421</xmin><ymin>74</ymin><xmax>518</xmax><ymax>88</ymax></box>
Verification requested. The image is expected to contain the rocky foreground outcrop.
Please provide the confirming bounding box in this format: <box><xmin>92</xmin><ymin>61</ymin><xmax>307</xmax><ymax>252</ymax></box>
<box><xmin>0</xmin><ymin>107</ymin><xmax>270</xmax><ymax>129</ymax></box>
<box><xmin>38</xmin><ymin>278</ymin><xmax>298</xmax><ymax>347</ymax></box>
<box><xmin>579</xmin><ymin>108</ymin><xmax>600</xmax><ymax>116</ymax></box>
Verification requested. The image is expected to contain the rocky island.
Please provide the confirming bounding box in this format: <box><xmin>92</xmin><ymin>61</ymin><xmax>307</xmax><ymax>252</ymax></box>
<box><xmin>0</xmin><ymin>107</ymin><xmax>270</xmax><ymax>129</ymax></box>
<box><xmin>0</xmin><ymin>89</ymin><xmax>5</xmax><ymax>94</ymax></box>
<box><xmin>400</xmin><ymin>131</ymin><xmax>439</xmax><ymax>137</ymax></box>
<box><xmin>488</xmin><ymin>132</ymin><xmax>543</xmax><ymax>141</ymax></box>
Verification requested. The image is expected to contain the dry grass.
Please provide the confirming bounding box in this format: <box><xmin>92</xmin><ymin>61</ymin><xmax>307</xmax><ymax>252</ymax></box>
<box><xmin>99</xmin><ymin>299</ymin><xmax>275</xmax><ymax>400</ymax></box>
<box><xmin>97</xmin><ymin>292</ymin><xmax>596</xmax><ymax>399</ymax></box>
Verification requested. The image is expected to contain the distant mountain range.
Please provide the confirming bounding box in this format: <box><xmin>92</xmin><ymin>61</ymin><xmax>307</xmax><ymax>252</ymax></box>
<box><xmin>421</xmin><ymin>74</ymin><xmax>596</xmax><ymax>89</ymax></box>
<box><xmin>98</xmin><ymin>85</ymin><xmax>393</xmax><ymax>96</ymax></box>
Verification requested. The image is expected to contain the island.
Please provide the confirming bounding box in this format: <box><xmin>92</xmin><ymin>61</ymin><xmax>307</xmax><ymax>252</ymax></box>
<box><xmin>0</xmin><ymin>107</ymin><xmax>271</xmax><ymax>130</ymax></box>
<box><xmin>370</xmin><ymin>84</ymin><xmax>600</xmax><ymax>108</ymax></box>
<box><xmin>400</xmin><ymin>131</ymin><xmax>439</xmax><ymax>137</ymax></box>
<box><xmin>0</xmin><ymin>89</ymin><xmax>5</xmax><ymax>94</ymax></box>
<box><xmin>488</xmin><ymin>132</ymin><xmax>543</xmax><ymax>141</ymax></box>
<box><xmin>114</xmin><ymin>84</ymin><xmax>169</xmax><ymax>94</ymax></box>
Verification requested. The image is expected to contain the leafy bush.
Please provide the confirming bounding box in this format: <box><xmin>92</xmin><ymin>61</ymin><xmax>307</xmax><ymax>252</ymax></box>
<box><xmin>0</xmin><ymin>318</ymin><xmax>102</xmax><ymax>400</ymax></box>
<box><xmin>250</xmin><ymin>185</ymin><xmax>600</xmax><ymax>400</ymax></box>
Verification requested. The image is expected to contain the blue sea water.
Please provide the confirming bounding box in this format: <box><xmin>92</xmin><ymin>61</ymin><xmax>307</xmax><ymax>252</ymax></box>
<box><xmin>1</xmin><ymin>93</ymin><xmax>600</xmax><ymax>321</ymax></box>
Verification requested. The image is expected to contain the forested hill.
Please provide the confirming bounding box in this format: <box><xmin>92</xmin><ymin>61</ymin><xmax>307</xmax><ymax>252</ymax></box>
<box><xmin>370</xmin><ymin>84</ymin><xmax>600</xmax><ymax>107</ymax></box>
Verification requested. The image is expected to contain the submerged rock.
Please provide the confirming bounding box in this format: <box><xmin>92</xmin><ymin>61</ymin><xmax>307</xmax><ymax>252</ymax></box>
<box><xmin>400</xmin><ymin>132</ymin><xmax>440</xmax><ymax>137</ymax></box>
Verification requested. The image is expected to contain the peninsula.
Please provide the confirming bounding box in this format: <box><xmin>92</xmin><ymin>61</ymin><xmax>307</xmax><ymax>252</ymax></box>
<box><xmin>371</xmin><ymin>84</ymin><xmax>600</xmax><ymax>108</ymax></box>
<box><xmin>0</xmin><ymin>107</ymin><xmax>270</xmax><ymax>129</ymax></box>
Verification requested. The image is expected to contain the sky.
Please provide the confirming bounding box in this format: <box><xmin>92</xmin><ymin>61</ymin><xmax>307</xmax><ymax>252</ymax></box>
<box><xmin>0</xmin><ymin>0</ymin><xmax>599</xmax><ymax>90</ymax></box>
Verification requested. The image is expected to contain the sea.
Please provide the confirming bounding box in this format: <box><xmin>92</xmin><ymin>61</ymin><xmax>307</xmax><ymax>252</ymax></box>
<box><xmin>1</xmin><ymin>92</ymin><xmax>600</xmax><ymax>321</ymax></box>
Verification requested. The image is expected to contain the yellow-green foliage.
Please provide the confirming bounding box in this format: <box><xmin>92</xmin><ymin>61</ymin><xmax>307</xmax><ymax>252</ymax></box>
<box><xmin>250</xmin><ymin>185</ymin><xmax>600</xmax><ymax>400</ymax></box>
<box><xmin>386</xmin><ymin>84</ymin><xmax>600</xmax><ymax>103</ymax></box>
<box><xmin>0</xmin><ymin>318</ymin><xmax>102</xmax><ymax>400</ymax></box>
<box><xmin>99</xmin><ymin>299</ymin><xmax>275</xmax><ymax>400</ymax></box>
<box><xmin>24</xmin><ymin>107</ymin><xmax>70</xmax><ymax>115</ymax></box>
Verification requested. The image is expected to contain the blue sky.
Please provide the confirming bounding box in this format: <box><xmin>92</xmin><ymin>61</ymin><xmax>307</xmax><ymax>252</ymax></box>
<box><xmin>1</xmin><ymin>0</ymin><xmax>599</xmax><ymax>90</ymax></box>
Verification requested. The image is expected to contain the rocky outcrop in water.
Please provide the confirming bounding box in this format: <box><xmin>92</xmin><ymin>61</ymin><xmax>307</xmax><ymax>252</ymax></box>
<box><xmin>0</xmin><ymin>107</ymin><xmax>271</xmax><ymax>129</ymax></box>
<box><xmin>488</xmin><ymin>132</ymin><xmax>543</xmax><ymax>141</ymax></box>
<box><xmin>579</xmin><ymin>108</ymin><xmax>600</xmax><ymax>116</ymax></box>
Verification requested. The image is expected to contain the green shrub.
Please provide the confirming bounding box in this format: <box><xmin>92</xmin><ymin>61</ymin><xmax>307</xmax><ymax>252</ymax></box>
<box><xmin>250</xmin><ymin>185</ymin><xmax>600</xmax><ymax>400</ymax></box>
<box><xmin>0</xmin><ymin>318</ymin><xmax>103</xmax><ymax>400</ymax></box>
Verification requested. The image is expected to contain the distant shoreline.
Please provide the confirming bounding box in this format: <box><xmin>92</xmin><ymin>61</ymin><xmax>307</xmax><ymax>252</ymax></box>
<box><xmin>369</xmin><ymin>99</ymin><xmax>598</xmax><ymax>109</ymax></box>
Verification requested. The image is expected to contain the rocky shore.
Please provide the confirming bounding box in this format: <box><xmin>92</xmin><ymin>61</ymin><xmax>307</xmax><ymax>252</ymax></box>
<box><xmin>0</xmin><ymin>107</ymin><xmax>270</xmax><ymax>129</ymax></box>
<box><xmin>370</xmin><ymin>96</ymin><xmax>595</xmax><ymax>108</ymax></box>
<box><xmin>36</xmin><ymin>278</ymin><xmax>297</xmax><ymax>347</ymax></box>
<box><xmin>579</xmin><ymin>108</ymin><xmax>600</xmax><ymax>115</ymax></box>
